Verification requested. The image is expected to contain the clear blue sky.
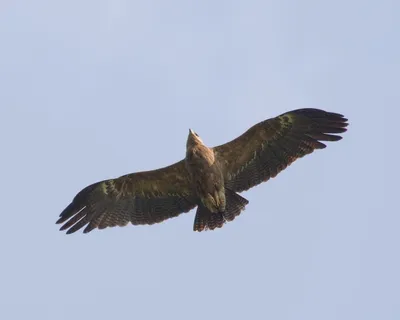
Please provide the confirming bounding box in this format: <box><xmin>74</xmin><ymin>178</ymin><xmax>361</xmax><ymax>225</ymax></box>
<box><xmin>0</xmin><ymin>1</ymin><xmax>398</xmax><ymax>319</ymax></box>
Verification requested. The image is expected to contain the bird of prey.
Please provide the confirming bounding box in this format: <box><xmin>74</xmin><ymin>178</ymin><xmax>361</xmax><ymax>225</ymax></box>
<box><xmin>57</xmin><ymin>108</ymin><xmax>348</xmax><ymax>234</ymax></box>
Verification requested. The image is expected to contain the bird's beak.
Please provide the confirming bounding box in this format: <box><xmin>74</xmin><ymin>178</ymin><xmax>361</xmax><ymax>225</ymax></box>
<box><xmin>189</xmin><ymin>129</ymin><xmax>194</xmax><ymax>135</ymax></box>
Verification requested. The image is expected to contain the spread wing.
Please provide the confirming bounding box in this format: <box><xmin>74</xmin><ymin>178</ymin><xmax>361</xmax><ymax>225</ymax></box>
<box><xmin>56</xmin><ymin>160</ymin><xmax>197</xmax><ymax>234</ymax></box>
<box><xmin>214</xmin><ymin>108</ymin><xmax>348</xmax><ymax>192</ymax></box>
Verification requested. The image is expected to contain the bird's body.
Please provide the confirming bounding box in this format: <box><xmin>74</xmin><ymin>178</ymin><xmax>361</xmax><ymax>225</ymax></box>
<box><xmin>185</xmin><ymin>130</ymin><xmax>226</xmax><ymax>214</ymax></box>
<box><xmin>56</xmin><ymin>108</ymin><xmax>348</xmax><ymax>234</ymax></box>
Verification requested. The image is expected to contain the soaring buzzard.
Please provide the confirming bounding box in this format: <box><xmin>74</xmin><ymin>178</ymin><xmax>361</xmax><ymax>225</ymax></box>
<box><xmin>57</xmin><ymin>108</ymin><xmax>348</xmax><ymax>234</ymax></box>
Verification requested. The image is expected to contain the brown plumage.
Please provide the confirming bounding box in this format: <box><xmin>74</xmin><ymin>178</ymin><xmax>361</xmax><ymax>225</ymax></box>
<box><xmin>56</xmin><ymin>108</ymin><xmax>348</xmax><ymax>234</ymax></box>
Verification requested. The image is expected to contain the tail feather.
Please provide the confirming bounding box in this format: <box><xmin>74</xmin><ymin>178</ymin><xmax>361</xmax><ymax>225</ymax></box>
<box><xmin>193</xmin><ymin>189</ymin><xmax>249</xmax><ymax>232</ymax></box>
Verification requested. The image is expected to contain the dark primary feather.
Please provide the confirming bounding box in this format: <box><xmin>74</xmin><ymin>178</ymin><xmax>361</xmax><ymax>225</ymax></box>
<box><xmin>57</xmin><ymin>160</ymin><xmax>197</xmax><ymax>234</ymax></box>
<box><xmin>214</xmin><ymin>108</ymin><xmax>348</xmax><ymax>192</ymax></box>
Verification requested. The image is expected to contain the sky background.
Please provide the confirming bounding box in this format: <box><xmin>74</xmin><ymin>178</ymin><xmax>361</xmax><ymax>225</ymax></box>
<box><xmin>0</xmin><ymin>1</ymin><xmax>398</xmax><ymax>319</ymax></box>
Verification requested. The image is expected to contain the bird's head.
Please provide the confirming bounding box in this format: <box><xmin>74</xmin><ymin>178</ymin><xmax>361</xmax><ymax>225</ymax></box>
<box><xmin>187</xmin><ymin>128</ymin><xmax>204</xmax><ymax>148</ymax></box>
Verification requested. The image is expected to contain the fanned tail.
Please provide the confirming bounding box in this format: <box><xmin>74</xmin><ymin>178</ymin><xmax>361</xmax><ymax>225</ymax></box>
<box><xmin>193</xmin><ymin>189</ymin><xmax>249</xmax><ymax>232</ymax></box>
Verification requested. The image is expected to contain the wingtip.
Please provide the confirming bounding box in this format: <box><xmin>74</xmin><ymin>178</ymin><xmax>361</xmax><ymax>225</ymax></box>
<box><xmin>331</xmin><ymin>112</ymin><xmax>345</xmax><ymax>118</ymax></box>
<box><xmin>56</xmin><ymin>216</ymin><xmax>65</xmax><ymax>225</ymax></box>
<box><xmin>62</xmin><ymin>227</ymin><xmax>88</xmax><ymax>235</ymax></box>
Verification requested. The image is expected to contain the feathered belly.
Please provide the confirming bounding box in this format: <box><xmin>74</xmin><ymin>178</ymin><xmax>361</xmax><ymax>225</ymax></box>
<box><xmin>191</xmin><ymin>166</ymin><xmax>226</xmax><ymax>213</ymax></box>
